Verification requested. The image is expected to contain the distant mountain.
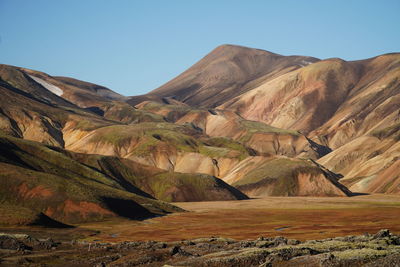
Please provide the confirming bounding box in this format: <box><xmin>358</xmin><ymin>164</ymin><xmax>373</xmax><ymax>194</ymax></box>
<box><xmin>127</xmin><ymin>44</ymin><xmax>319</xmax><ymax>107</ymax></box>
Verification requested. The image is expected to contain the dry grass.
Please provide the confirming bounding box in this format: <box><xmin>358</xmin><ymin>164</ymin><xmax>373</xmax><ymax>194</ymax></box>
<box><xmin>79</xmin><ymin>194</ymin><xmax>400</xmax><ymax>242</ymax></box>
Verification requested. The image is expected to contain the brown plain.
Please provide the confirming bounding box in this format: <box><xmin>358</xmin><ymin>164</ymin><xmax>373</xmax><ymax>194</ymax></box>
<box><xmin>80</xmin><ymin>194</ymin><xmax>400</xmax><ymax>242</ymax></box>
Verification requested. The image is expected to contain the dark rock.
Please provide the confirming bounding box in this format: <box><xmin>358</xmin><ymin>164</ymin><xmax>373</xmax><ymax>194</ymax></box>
<box><xmin>374</xmin><ymin>229</ymin><xmax>391</xmax><ymax>239</ymax></box>
<box><xmin>273</xmin><ymin>236</ymin><xmax>288</xmax><ymax>246</ymax></box>
<box><xmin>171</xmin><ymin>245</ymin><xmax>181</xmax><ymax>256</ymax></box>
<box><xmin>390</xmin><ymin>235</ymin><xmax>400</xmax><ymax>245</ymax></box>
<box><xmin>170</xmin><ymin>245</ymin><xmax>192</xmax><ymax>257</ymax></box>
<box><xmin>37</xmin><ymin>238</ymin><xmax>57</xmax><ymax>249</ymax></box>
<box><xmin>287</xmin><ymin>239</ymin><xmax>300</xmax><ymax>245</ymax></box>
<box><xmin>239</xmin><ymin>241</ymin><xmax>253</xmax><ymax>248</ymax></box>
<box><xmin>0</xmin><ymin>235</ymin><xmax>30</xmax><ymax>251</ymax></box>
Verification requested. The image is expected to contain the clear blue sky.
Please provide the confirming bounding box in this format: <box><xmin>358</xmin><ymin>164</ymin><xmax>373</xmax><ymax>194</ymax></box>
<box><xmin>1</xmin><ymin>0</ymin><xmax>399</xmax><ymax>96</ymax></box>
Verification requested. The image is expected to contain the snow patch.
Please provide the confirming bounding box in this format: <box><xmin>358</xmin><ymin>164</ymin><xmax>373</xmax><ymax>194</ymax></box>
<box><xmin>28</xmin><ymin>75</ymin><xmax>63</xmax><ymax>96</ymax></box>
<box><xmin>298</xmin><ymin>60</ymin><xmax>314</xmax><ymax>67</ymax></box>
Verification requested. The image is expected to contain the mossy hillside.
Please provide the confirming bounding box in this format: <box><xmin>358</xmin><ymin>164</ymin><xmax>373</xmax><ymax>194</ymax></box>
<box><xmin>139</xmin><ymin>101</ymin><xmax>192</xmax><ymax>113</ymax></box>
<box><xmin>0</xmin><ymin>141</ymin><xmax>121</xmax><ymax>202</ymax></box>
<box><xmin>232</xmin><ymin>158</ymin><xmax>326</xmax><ymax>196</ymax></box>
<box><xmin>91</xmin><ymin>157</ymin><xmax>159</xmax><ymax>199</ymax></box>
<box><xmin>143</xmin><ymin>172</ymin><xmax>248</xmax><ymax>202</ymax></box>
<box><xmin>138</xmin><ymin>103</ymin><xmax>301</xmax><ymax>146</ymax></box>
<box><xmin>0</xmin><ymin>134</ymin><xmax>170</xmax><ymax>203</ymax></box>
<box><xmin>138</xmin><ymin>101</ymin><xmax>208</xmax><ymax>122</ymax></box>
<box><xmin>0</xmin><ymin>202</ymin><xmax>39</xmax><ymax>225</ymax></box>
<box><xmin>148</xmin><ymin>172</ymin><xmax>212</xmax><ymax>202</ymax></box>
<box><xmin>57</xmin><ymin>151</ymin><xmax>158</xmax><ymax>199</ymax></box>
<box><xmin>131</xmin><ymin>131</ymin><xmax>250</xmax><ymax>160</ymax></box>
<box><xmin>68</xmin><ymin>153</ymin><xmax>248</xmax><ymax>203</ymax></box>
<box><xmin>102</xmin><ymin>101</ymin><xmax>165</xmax><ymax>124</ymax></box>
<box><xmin>0</xmin><ymin>134</ymin><xmax>121</xmax><ymax>189</ymax></box>
<box><xmin>202</xmin><ymin>137</ymin><xmax>250</xmax><ymax>160</ymax></box>
<box><xmin>71</xmin><ymin>117</ymin><xmax>113</xmax><ymax>131</ymax></box>
<box><xmin>88</xmin><ymin>122</ymin><xmax>249</xmax><ymax>160</ymax></box>
<box><xmin>89</xmin><ymin>122</ymin><xmax>199</xmax><ymax>146</ymax></box>
<box><xmin>198</xmin><ymin>146</ymin><xmax>233</xmax><ymax>159</ymax></box>
<box><xmin>0</xmin><ymin>134</ymin><xmax>182</xmax><ymax>223</ymax></box>
<box><xmin>0</xmin><ymin>164</ymin><xmax>179</xmax><ymax>223</ymax></box>
<box><xmin>233</xmin><ymin>157</ymin><xmax>313</xmax><ymax>187</ymax></box>
<box><xmin>238</xmin><ymin>120</ymin><xmax>300</xmax><ymax>143</ymax></box>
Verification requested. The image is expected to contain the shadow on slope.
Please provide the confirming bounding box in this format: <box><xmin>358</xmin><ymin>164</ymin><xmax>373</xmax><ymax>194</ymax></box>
<box><xmin>29</xmin><ymin>213</ymin><xmax>74</xmax><ymax>228</ymax></box>
<box><xmin>101</xmin><ymin>197</ymin><xmax>156</xmax><ymax>220</ymax></box>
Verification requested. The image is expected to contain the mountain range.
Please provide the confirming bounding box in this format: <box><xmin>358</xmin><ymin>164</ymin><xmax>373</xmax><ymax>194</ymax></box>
<box><xmin>1</xmin><ymin>44</ymin><xmax>399</xmax><ymax>225</ymax></box>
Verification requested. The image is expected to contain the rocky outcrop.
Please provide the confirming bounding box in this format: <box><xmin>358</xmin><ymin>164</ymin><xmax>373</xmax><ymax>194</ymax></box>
<box><xmin>1</xmin><ymin>230</ymin><xmax>399</xmax><ymax>266</ymax></box>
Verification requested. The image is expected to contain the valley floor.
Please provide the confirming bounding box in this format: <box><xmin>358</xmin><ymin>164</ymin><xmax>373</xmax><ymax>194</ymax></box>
<box><xmin>77</xmin><ymin>194</ymin><xmax>400</xmax><ymax>242</ymax></box>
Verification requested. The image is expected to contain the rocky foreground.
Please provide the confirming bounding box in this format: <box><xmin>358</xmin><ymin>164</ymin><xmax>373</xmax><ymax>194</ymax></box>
<box><xmin>0</xmin><ymin>230</ymin><xmax>400</xmax><ymax>266</ymax></box>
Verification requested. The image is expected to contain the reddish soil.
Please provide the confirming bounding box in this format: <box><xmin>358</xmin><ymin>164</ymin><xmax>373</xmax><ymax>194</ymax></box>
<box><xmin>63</xmin><ymin>200</ymin><xmax>115</xmax><ymax>218</ymax></box>
<box><xmin>18</xmin><ymin>183</ymin><xmax>54</xmax><ymax>198</ymax></box>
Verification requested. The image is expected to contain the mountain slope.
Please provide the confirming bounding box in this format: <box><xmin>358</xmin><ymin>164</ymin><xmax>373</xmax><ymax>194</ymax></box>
<box><xmin>318</xmin><ymin>124</ymin><xmax>400</xmax><ymax>194</ymax></box>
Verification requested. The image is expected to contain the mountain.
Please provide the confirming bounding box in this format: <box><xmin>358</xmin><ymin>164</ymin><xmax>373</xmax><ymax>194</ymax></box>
<box><xmin>127</xmin><ymin>44</ymin><xmax>319</xmax><ymax>108</ymax></box>
<box><xmin>21</xmin><ymin>67</ymin><xmax>125</xmax><ymax>104</ymax></box>
<box><xmin>127</xmin><ymin>45</ymin><xmax>400</xmax><ymax>196</ymax></box>
<box><xmin>218</xmin><ymin>53</ymin><xmax>400</xmax><ymax>193</ymax></box>
<box><xmin>2</xmin><ymin>43</ymin><xmax>399</xmax><ymax>226</ymax></box>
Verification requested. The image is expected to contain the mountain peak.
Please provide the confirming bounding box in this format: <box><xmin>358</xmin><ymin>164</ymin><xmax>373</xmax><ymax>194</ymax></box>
<box><xmin>128</xmin><ymin>45</ymin><xmax>317</xmax><ymax>107</ymax></box>
<box><xmin>204</xmin><ymin>44</ymin><xmax>281</xmax><ymax>62</ymax></box>
<box><xmin>212</xmin><ymin>44</ymin><xmax>278</xmax><ymax>55</ymax></box>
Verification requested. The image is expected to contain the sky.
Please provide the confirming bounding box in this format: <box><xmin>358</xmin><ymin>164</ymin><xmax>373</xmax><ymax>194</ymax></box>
<box><xmin>1</xmin><ymin>0</ymin><xmax>399</xmax><ymax>96</ymax></box>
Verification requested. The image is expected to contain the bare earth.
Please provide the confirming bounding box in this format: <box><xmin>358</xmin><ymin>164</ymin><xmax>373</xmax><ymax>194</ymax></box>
<box><xmin>79</xmin><ymin>194</ymin><xmax>400</xmax><ymax>242</ymax></box>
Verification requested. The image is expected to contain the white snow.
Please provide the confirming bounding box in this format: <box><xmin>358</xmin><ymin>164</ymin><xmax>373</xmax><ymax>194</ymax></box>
<box><xmin>28</xmin><ymin>75</ymin><xmax>63</xmax><ymax>96</ymax></box>
<box><xmin>298</xmin><ymin>60</ymin><xmax>314</xmax><ymax>67</ymax></box>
